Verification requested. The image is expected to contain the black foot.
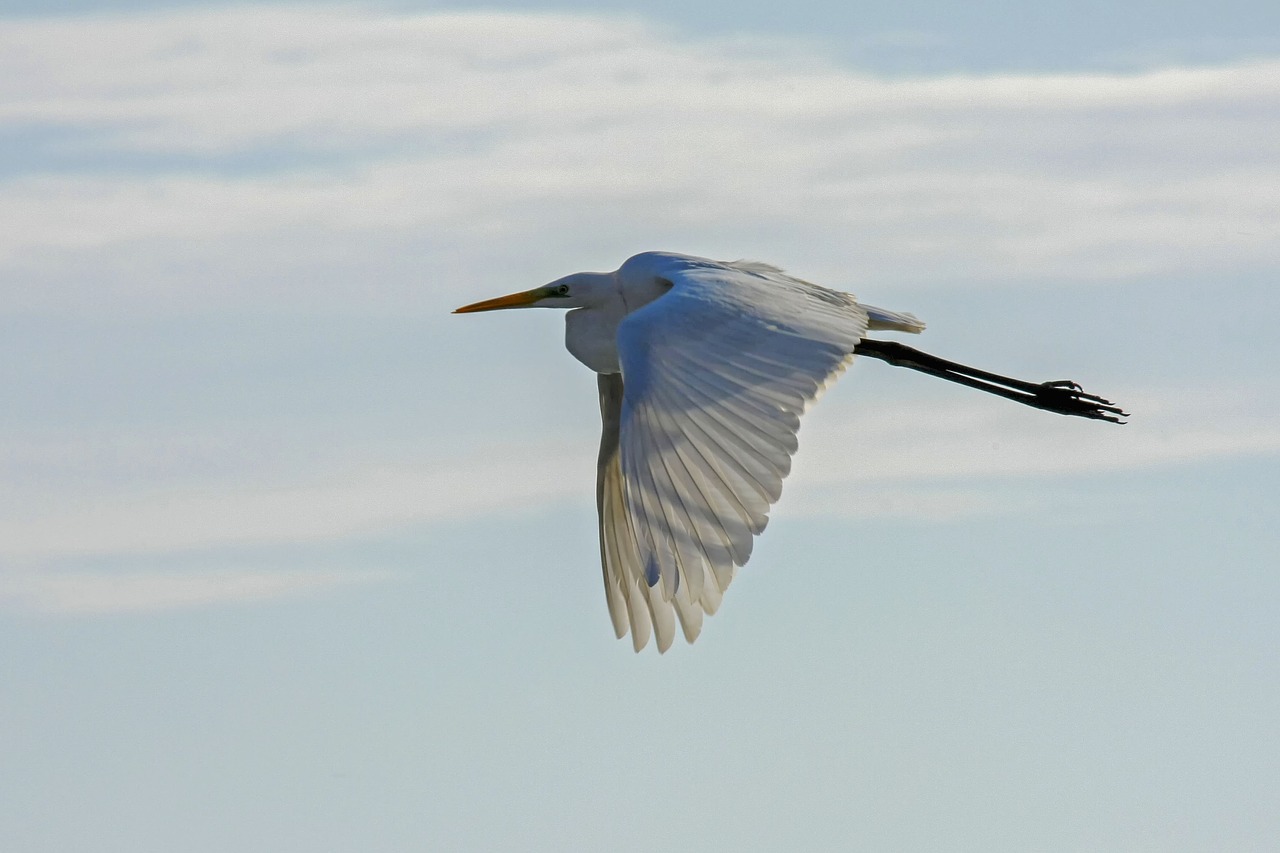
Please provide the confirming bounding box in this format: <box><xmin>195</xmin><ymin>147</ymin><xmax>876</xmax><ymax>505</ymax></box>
<box><xmin>1033</xmin><ymin>381</ymin><xmax>1128</xmax><ymax>423</ymax></box>
<box><xmin>853</xmin><ymin>339</ymin><xmax>1129</xmax><ymax>424</ymax></box>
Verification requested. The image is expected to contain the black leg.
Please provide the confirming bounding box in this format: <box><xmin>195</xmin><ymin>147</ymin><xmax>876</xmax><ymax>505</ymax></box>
<box><xmin>853</xmin><ymin>339</ymin><xmax>1128</xmax><ymax>423</ymax></box>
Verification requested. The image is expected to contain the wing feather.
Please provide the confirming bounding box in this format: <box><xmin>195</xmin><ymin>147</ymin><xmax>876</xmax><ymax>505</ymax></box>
<box><xmin>595</xmin><ymin>256</ymin><xmax>868</xmax><ymax>651</ymax></box>
<box><xmin>670</xmin><ymin>365</ymin><xmax>799</xmax><ymax>466</ymax></box>
<box><xmin>595</xmin><ymin>373</ymin><xmax>633</xmax><ymax>639</ymax></box>
<box><xmin>655</xmin><ymin>380</ymin><xmax>776</xmax><ymax>527</ymax></box>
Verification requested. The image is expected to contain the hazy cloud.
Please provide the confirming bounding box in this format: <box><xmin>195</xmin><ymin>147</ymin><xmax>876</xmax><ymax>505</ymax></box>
<box><xmin>2</xmin><ymin>387</ymin><xmax>1273</xmax><ymax>563</ymax></box>
<box><xmin>1</xmin><ymin>5</ymin><xmax>1277</xmax><ymax>307</ymax></box>
<box><xmin>2</xmin><ymin>5</ymin><xmax>1276</xmax><ymax>616</ymax></box>
<box><xmin>0</xmin><ymin>449</ymin><xmax>585</xmax><ymax>559</ymax></box>
<box><xmin>0</xmin><ymin>566</ymin><xmax>396</xmax><ymax>614</ymax></box>
<box><xmin>800</xmin><ymin>387</ymin><xmax>1280</xmax><ymax>485</ymax></box>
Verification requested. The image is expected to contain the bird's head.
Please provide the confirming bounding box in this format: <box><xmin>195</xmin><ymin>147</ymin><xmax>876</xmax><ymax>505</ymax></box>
<box><xmin>453</xmin><ymin>272</ymin><xmax>613</xmax><ymax>314</ymax></box>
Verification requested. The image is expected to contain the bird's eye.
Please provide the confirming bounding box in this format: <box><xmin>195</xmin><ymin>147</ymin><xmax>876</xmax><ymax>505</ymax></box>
<box><xmin>555</xmin><ymin>285</ymin><xmax>570</xmax><ymax>296</ymax></box>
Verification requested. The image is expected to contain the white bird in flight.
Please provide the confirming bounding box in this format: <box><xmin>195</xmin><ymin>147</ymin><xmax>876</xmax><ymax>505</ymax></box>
<box><xmin>455</xmin><ymin>251</ymin><xmax>1124</xmax><ymax>652</ymax></box>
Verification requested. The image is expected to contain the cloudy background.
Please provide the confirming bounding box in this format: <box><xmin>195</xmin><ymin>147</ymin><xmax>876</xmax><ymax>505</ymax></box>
<box><xmin>2</xmin><ymin>1</ymin><xmax>1278</xmax><ymax>850</ymax></box>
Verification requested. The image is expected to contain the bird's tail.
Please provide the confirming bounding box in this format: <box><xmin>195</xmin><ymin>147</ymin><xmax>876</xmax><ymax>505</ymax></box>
<box><xmin>864</xmin><ymin>305</ymin><xmax>926</xmax><ymax>334</ymax></box>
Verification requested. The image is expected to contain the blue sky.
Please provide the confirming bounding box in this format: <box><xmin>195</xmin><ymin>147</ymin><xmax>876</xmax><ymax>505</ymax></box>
<box><xmin>1</xmin><ymin>1</ymin><xmax>1278</xmax><ymax>850</ymax></box>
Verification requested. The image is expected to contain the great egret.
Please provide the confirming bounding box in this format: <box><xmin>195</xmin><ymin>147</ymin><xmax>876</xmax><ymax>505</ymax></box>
<box><xmin>455</xmin><ymin>252</ymin><xmax>1125</xmax><ymax>652</ymax></box>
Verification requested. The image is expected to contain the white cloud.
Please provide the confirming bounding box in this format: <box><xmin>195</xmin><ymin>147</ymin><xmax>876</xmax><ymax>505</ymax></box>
<box><xmin>0</xmin><ymin>5</ymin><xmax>1277</xmax><ymax>299</ymax></box>
<box><xmin>782</xmin><ymin>386</ymin><xmax>1280</xmax><ymax>520</ymax></box>
<box><xmin>798</xmin><ymin>388</ymin><xmax>1280</xmax><ymax>486</ymax></box>
<box><xmin>0</xmin><ymin>567</ymin><xmax>395</xmax><ymax>614</ymax></box>
<box><xmin>0</xmin><ymin>386</ymin><xmax>1273</xmax><ymax>562</ymax></box>
<box><xmin>0</xmin><ymin>447</ymin><xmax>588</xmax><ymax>559</ymax></box>
<box><xmin>0</xmin><ymin>4</ymin><xmax>1276</xmax><ymax>579</ymax></box>
<box><xmin>781</xmin><ymin>484</ymin><xmax>1015</xmax><ymax>522</ymax></box>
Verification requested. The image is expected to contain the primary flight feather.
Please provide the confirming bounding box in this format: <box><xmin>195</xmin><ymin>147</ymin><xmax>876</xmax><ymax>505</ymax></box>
<box><xmin>455</xmin><ymin>251</ymin><xmax>1124</xmax><ymax>652</ymax></box>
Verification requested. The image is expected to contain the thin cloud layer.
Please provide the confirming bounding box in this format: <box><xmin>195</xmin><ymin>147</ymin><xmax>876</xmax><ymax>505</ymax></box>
<box><xmin>1</xmin><ymin>388</ymin><xmax>1273</xmax><ymax>563</ymax></box>
<box><xmin>2</xmin><ymin>5</ymin><xmax>1277</xmax><ymax>617</ymax></box>
<box><xmin>0</xmin><ymin>448</ymin><xmax>586</xmax><ymax>559</ymax></box>
<box><xmin>0</xmin><ymin>567</ymin><xmax>395</xmax><ymax>614</ymax></box>
<box><xmin>0</xmin><ymin>5</ymin><xmax>1277</xmax><ymax>302</ymax></box>
<box><xmin>800</xmin><ymin>388</ymin><xmax>1280</xmax><ymax>485</ymax></box>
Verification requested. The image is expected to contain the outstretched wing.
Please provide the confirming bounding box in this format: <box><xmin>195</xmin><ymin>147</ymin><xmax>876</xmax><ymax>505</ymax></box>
<box><xmin>599</xmin><ymin>258</ymin><xmax>869</xmax><ymax>652</ymax></box>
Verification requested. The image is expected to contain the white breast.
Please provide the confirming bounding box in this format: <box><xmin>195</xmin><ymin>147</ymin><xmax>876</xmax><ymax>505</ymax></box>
<box><xmin>565</xmin><ymin>306</ymin><xmax>624</xmax><ymax>374</ymax></box>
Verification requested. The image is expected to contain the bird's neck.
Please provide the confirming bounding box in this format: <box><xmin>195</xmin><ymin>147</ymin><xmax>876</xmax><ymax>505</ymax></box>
<box><xmin>565</xmin><ymin>303</ymin><xmax>626</xmax><ymax>374</ymax></box>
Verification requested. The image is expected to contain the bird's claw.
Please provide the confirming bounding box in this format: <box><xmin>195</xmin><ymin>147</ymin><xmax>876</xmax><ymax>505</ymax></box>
<box><xmin>1035</xmin><ymin>380</ymin><xmax>1128</xmax><ymax>424</ymax></box>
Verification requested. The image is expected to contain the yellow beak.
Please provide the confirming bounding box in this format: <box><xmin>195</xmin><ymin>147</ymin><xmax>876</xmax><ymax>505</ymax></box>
<box><xmin>453</xmin><ymin>287</ymin><xmax>548</xmax><ymax>314</ymax></box>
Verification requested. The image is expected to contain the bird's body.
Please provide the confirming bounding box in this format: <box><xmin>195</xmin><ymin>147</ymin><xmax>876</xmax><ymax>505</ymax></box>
<box><xmin>455</xmin><ymin>251</ymin><xmax>1123</xmax><ymax>652</ymax></box>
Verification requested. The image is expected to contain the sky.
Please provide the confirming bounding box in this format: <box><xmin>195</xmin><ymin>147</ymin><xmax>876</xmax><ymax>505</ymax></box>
<box><xmin>1</xmin><ymin>1</ymin><xmax>1278</xmax><ymax>850</ymax></box>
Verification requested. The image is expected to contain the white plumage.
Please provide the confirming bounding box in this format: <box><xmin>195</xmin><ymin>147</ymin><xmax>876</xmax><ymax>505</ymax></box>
<box><xmin>457</xmin><ymin>251</ymin><xmax>922</xmax><ymax>651</ymax></box>
<box><xmin>455</xmin><ymin>250</ymin><xmax>1121</xmax><ymax>652</ymax></box>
